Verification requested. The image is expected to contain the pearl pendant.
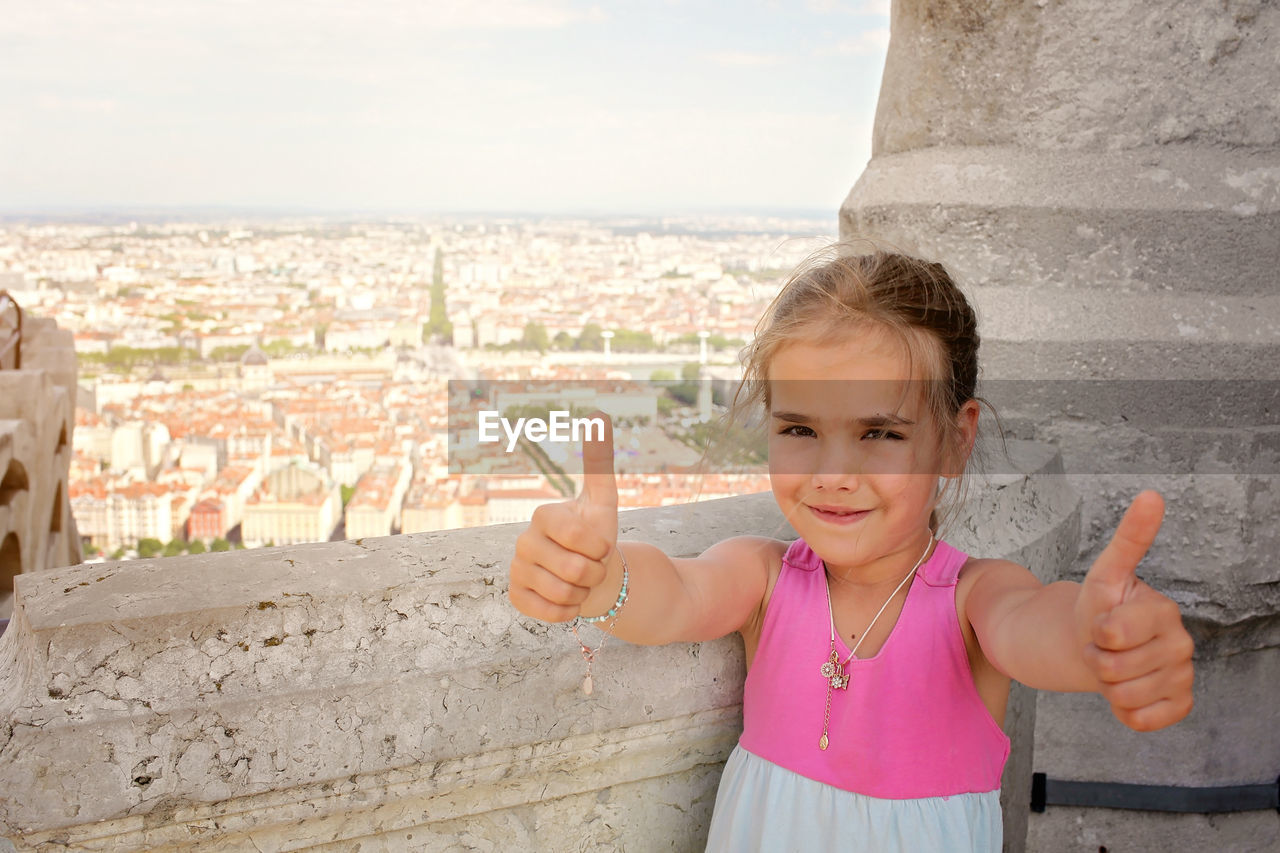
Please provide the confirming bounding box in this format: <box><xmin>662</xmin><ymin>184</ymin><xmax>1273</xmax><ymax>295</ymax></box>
<box><xmin>582</xmin><ymin>675</ymin><xmax>594</xmax><ymax>695</ymax></box>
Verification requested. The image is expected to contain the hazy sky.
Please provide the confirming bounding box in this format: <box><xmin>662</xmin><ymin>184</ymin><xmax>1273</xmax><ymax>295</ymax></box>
<box><xmin>2</xmin><ymin>0</ymin><xmax>891</xmax><ymax>215</ymax></box>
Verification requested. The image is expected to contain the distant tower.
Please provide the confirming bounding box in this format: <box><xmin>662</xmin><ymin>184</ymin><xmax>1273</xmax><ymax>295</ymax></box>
<box><xmin>697</xmin><ymin>330</ymin><xmax>710</xmax><ymax>365</ymax></box>
<box><xmin>239</xmin><ymin>345</ymin><xmax>271</xmax><ymax>392</ymax></box>
<box><xmin>697</xmin><ymin>377</ymin><xmax>712</xmax><ymax>423</ymax></box>
<box><xmin>601</xmin><ymin>330</ymin><xmax>614</xmax><ymax>360</ymax></box>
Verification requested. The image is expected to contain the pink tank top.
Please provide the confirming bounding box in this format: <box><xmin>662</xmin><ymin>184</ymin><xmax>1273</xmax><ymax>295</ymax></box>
<box><xmin>738</xmin><ymin>538</ymin><xmax>1010</xmax><ymax>799</ymax></box>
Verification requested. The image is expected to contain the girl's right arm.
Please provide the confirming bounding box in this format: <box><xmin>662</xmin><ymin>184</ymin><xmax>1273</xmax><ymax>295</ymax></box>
<box><xmin>508</xmin><ymin>414</ymin><xmax>776</xmax><ymax>646</ymax></box>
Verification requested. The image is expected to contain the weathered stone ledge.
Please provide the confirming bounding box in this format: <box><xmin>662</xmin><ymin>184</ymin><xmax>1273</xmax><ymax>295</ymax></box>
<box><xmin>9</xmin><ymin>709</ymin><xmax>739</xmax><ymax>852</ymax></box>
<box><xmin>1</xmin><ymin>440</ymin><xmax>1078</xmax><ymax>852</ymax></box>
<box><xmin>846</xmin><ymin>145</ymin><xmax>1280</xmax><ymax>214</ymax></box>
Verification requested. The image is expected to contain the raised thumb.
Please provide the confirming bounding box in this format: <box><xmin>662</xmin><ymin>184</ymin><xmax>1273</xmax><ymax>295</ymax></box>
<box><xmin>1079</xmin><ymin>490</ymin><xmax>1164</xmax><ymax>619</ymax></box>
<box><xmin>577</xmin><ymin>410</ymin><xmax>618</xmax><ymax>513</ymax></box>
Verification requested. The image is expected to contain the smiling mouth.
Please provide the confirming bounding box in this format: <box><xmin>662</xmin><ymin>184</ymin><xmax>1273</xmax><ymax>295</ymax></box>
<box><xmin>807</xmin><ymin>505</ymin><xmax>871</xmax><ymax>524</ymax></box>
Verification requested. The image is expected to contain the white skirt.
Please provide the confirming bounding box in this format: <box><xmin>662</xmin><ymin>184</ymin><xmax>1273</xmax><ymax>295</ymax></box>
<box><xmin>705</xmin><ymin>746</ymin><xmax>1003</xmax><ymax>853</ymax></box>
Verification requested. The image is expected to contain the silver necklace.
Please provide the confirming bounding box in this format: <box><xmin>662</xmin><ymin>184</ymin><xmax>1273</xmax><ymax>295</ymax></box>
<box><xmin>817</xmin><ymin>535</ymin><xmax>934</xmax><ymax>751</ymax></box>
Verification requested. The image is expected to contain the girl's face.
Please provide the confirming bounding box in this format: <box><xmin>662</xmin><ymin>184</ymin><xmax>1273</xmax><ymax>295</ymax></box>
<box><xmin>766</xmin><ymin>328</ymin><xmax>971</xmax><ymax>579</ymax></box>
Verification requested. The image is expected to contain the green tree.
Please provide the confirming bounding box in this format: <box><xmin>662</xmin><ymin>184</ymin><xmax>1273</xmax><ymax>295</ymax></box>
<box><xmin>521</xmin><ymin>321</ymin><xmax>549</xmax><ymax>353</ymax></box>
<box><xmin>263</xmin><ymin>339</ymin><xmax>307</xmax><ymax>357</ymax></box>
<box><xmin>137</xmin><ymin>538</ymin><xmax>164</xmax><ymax>559</ymax></box>
<box><xmin>662</xmin><ymin>363</ymin><xmax>703</xmax><ymax>407</ymax></box>
<box><xmin>163</xmin><ymin>539</ymin><xmax>186</xmax><ymax>557</ymax></box>
<box><xmin>110</xmin><ymin>547</ymin><xmax>126</xmax><ymax>560</ymax></box>
<box><xmin>611</xmin><ymin>329</ymin><xmax>656</xmax><ymax>352</ymax></box>
<box><xmin>424</xmin><ymin>247</ymin><xmax>453</xmax><ymax>342</ymax></box>
<box><xmin>576</xmin><ymin>323</ymin><xmax>604</xmax><ymax>351</ymax></box>
<box><xmin>552</xmin><ymin>330</ymin><xmax>572</xmax><ymax>350</ymax></box>
<box><xmin>210</xmin><ymin>538</ymin><xmax>231</xmax><ymax>552</ymax></box>
<box><xmin>187</xmin><ymin>539</ymin><xmax>207</xmax><ymax>554</ymax></box>
<box><xmin>341</xmin><ymin>485</ymin><xmax>356</xmax><ymax>507</ymax></box>
<box><xmin>209</xmin><ymin>345</ymin><xmax>251</xmax><ymax>362</ymax></box>
<box><xmin>670</xmin><ymin>332</ymin><xmax>744</xmax><ymax>350</ymax></box>
<box><xmin>84</xmin><ymin>345</ymin><xmax>199</xmax><ymax>371</ymax></box>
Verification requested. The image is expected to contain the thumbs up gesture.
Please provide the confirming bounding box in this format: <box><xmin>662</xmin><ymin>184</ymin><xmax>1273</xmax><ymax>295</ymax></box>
<box><xmin>509</xmin><ymin>412</ymin><xmax>620</xmax><ymax>623</ymax></box>
<box><xmin>1074</xmin><ymin>491</ymin><xmax>1195</xmax><ymax>731</ymax></box>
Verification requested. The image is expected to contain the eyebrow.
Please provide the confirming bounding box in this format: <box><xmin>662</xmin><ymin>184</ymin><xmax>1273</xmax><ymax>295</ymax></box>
<box><xmin>770</xmin><ymin>411</ymin><xmax>916</xmax><ymax>427</ymax></box>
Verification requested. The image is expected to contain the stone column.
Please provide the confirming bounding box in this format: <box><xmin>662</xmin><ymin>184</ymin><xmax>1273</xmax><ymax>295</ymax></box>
<box><xmin>842</xmin><ymin>2</ymin><xmax>1279</xmax><ymax>850</ymax></box>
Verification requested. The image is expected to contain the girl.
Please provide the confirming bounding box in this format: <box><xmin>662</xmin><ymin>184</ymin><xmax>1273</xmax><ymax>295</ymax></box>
<box><xmin>508</xmin><ymin>248</ymin><xmax>1194</xmax><ymax>851</ymax></box>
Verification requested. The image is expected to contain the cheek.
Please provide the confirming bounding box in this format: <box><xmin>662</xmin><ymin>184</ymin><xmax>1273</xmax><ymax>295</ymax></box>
<box><xmin>873</xmin><ymin>473</ymin><xmax>939</xmax><ymax>508</ymax></box>
<box><xmin>861</xmin><ymin>441</ymin><xmax>920</xmax><ymax>476</ymax></box>
<box><xmin>864</xmin><ymin>441</ymin><xmax>944</xmax><ymax>478</ymax></box>
<box><xmin>768</xmin><ymin>445</ymin><xmax>810</xmax><ymax>503</ymax></box>
<box><xmin>767</xmin><ymin>436</ymin><xmax>815</xmax><ymax>477</ymax></box>
<box><xmin>769</xmin><ymin>470</ymin><xmax>808</xmax><ymax>500</ymax></box>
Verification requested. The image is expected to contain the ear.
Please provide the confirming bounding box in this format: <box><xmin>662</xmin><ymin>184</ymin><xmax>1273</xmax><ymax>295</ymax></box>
<box><xmin>943</xmin><ymin>399</ymin><xmax>980</xmax><ymax>479</ymax></box>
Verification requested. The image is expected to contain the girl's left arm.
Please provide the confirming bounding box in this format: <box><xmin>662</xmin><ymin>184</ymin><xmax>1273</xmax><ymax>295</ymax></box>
<box><xmin>961</xmin><ymin>491</ymin><xmax>1195</xmax><ymax>732</ymax></box>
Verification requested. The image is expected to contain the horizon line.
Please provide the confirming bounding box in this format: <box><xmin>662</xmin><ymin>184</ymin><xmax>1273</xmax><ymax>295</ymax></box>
<box><xmin>0</xmin><ymin>204</ymin><xmax>838</xmax><ymax>223</ymax></box>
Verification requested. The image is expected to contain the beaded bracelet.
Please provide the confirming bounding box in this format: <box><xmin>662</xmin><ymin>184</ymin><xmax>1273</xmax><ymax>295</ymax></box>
<box><xmin>571</xmin><ymin>546</ymin><xmax>630</xmax><ymax>696</ymax></box>
<box><xmin>579</xmin><ymin>546</ymin><xmax>630</xmax><ymax>623</ymax></box>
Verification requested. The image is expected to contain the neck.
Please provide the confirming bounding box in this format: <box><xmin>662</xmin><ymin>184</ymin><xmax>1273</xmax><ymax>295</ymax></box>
<box><xmin>825</xmin><ymin>531</ymin><xmax>935</xmax><ymax>592</ymax></box>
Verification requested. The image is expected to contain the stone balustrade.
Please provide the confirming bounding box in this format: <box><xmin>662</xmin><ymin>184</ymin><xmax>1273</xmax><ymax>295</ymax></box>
<box><xmin>1</xmin><ymin>440</ymin><xmax>1077</xmax><ymax>851</ymax></box>
<box><xmin>0</xmin><ymin>316</ymin><xmax>81</xmax><ymax>613</ymax></box>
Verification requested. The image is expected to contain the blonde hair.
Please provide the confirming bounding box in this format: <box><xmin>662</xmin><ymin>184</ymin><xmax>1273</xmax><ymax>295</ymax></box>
<box><xmin>730</xmin><ymin>242</ymin><xmax>990</xmax><ymax>533</ymax></box>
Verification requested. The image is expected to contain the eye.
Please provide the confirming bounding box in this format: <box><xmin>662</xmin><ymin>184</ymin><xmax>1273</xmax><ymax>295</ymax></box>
<box><xmin>862</xmin><ymin>428</ymin><xmax>904</xmax><ymax>441</ymax></box>
<box><xmin>778</xmin><ymin>424</ymin><xmax>816</xmax><ymax>438</ymax></box>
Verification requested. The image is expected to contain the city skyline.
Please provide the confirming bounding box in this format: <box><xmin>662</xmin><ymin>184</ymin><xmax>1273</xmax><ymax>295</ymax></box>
<box><xmin>1</xmin><ymin>1</ymin><xmax>890</xmax><ymax>215</ymax></box>
<box><xmin>4</xmin><ymin>212</ymin><xmax>821</xmax><ymax>555</ymax></box>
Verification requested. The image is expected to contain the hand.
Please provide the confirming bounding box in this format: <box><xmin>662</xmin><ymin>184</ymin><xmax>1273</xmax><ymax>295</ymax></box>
<box><xmin>1074</xmin><ymin>490</ymin><xmax>1195</xmax><ymax>731</ymax></box>
<box><xmin>509</xmin><ymin>412</ymin><xmax>619</xmax><ymax>622</ymax></box>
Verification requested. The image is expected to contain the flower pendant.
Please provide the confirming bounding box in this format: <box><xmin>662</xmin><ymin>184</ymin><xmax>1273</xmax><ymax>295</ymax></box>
<box><xmin>819</xmin><ymin>647</ymin><xmax>849</xmax><ymax>690</ymax></box>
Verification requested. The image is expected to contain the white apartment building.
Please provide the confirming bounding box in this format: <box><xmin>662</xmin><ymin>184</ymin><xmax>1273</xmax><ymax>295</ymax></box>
<box><xmin>323</xmin><ymin>321</ymin><xmax>395</xmax><ymax>352</ymax></box>
<box><xmin>71</xmin><ymin>481</ymin><xmax>175</xmax><ymax>551</ymax></box>
<box><xmin>483</xmin><ymin>486</ymin><xmax>563</xmax><ymax>526</ymax></box>
<box><xmin>400</xmin><ymin>497</ymin><xmax>463</xmax><ymax>533</ymax></box>
<box><xmin>242</xmin><ymin>463</ymin><xmax>340</xmax><ymax>546</ymax></box>
<box><xmin>343</xmin><ymin>463</ymin><xmax>412</xmax><ymax>539</ymax></box>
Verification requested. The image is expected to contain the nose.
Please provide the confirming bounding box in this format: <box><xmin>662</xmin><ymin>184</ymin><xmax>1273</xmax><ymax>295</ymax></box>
<box><xmin>812</xmin><ymin>469</ymin><xmax>859</xmax><ymax>491</ymax></box>
<box><xmin>811</xmin><ymin>441</ymin><xmax>861</xmax><ymax>491</ymax></box>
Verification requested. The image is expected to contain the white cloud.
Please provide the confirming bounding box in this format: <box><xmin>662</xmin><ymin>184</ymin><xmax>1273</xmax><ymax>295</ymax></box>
<box><xmin>35</xmin><ymin>95</ymin><xmax>118</xmax><ymax>114</ymax></box>
<box><xmin>825</xmin><ymin>28</ymin><xmax>890</xmax><ymax>56</ymax></box>
<box><xmin>0</xmin><ymin>0</ymin><xmax>594</xmax><ymax>38</ymax></box>
<box><xmin>391</xmin><ymin>0</ymin><xmax>594</xmax><ymax>30</ymax></box>
<box><xmin>1</xmin><ymin>1</ymin><xmax>883</xmax><ymax>212</ymax></box>
<box><xmin>805</xmin><ymin>0</ymin><xmax>890</xmax><ymax>16</ymax></box>
<box><xmin>706</xmin><ymin>51</ymin><xmax>784</xmax><ymax>68</ymax></box>
<box><xmin>0</xmin><ymin>0</ymin><xmax>585</xmax><ymax>93</ymax></box>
